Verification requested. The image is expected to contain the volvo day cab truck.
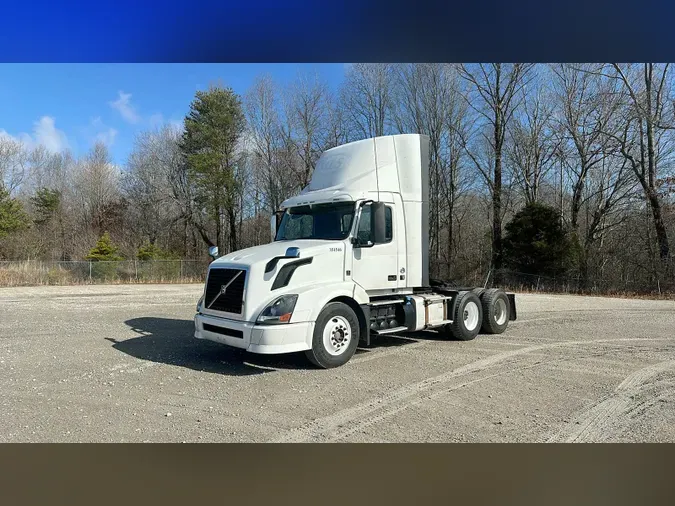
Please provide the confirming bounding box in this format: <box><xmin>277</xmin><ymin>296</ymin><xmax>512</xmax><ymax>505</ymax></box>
<box><xmin>194</xmin><ymin>134</ymin><xmax>517</xmax><ymax>368</ymax></box>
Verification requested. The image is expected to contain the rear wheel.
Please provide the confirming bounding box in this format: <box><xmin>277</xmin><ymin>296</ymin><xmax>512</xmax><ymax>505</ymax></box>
<box><xmin>305</xmin><ymin>302</ymin><xmax>360</xmax><ymax>369</ymax></box>
<box><xmin>442</xmin><ymin>291</ymin><xmax>483</xmax><ymax>341</ymax></box>
<box><xmin>480</xmin><ymin>288</ymin><xmax>511</xmax><ymax>334</ymax></box>
<box><xmin>471</xmin><ymin>287</ymin><xmax>486</xmax><ymax>298</ymax></box>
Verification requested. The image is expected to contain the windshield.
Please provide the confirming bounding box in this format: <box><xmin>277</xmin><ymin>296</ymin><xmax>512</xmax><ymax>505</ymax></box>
<box><xmin>275</xmin><ymin>202</ymin><xmax>356</xmax><ymax>241</ymax></box>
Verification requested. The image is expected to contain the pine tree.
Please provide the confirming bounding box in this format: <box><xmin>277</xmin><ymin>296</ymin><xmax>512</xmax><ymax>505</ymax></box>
<box><xmin>502</xmin><ymin>202</ymin><xmax>578</xmax><ymax>277</ymax></box>
<box><xmin>180</xmin><ymin>86</ymin><xmax>245</xmax><ymax>254</ymax></box>
<box><xmin>136</xmin><ymin>241</ymin><xmax>177</xmax><ymax>260</ymax></box>
<box><xmin>0</xmin><ymin>186</ymin><xmax>30</xmax><ymax>240</ymax></box>
<box><xmin>85</xmin><ymin>232</ymin><xmax>123</xmax><ymax>261</ymax></box>
<box><xmin>30</xmin><ymin>188</ymin><xmax>61</xmax><ymax>226</ymax></box>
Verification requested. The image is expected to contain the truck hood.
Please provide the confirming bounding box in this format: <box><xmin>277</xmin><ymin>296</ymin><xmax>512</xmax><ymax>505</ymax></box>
<box><xmin>212</xmin><ymin>239</ymin><xmax>340</xmax><ymax>267</ymax></box>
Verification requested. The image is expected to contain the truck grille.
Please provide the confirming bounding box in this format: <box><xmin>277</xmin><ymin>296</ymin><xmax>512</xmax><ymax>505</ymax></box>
<box><xmin>204</xmin><ymin>268</ymin><xmax>246</xmax><ymax>314</ymax></box>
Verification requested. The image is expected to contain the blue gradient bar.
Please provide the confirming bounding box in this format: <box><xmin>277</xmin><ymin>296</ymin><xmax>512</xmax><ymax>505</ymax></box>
<box><xmin>1</xmin><ymin>0</ymin><xmax>674</xmax><ymax>62</ymax></box>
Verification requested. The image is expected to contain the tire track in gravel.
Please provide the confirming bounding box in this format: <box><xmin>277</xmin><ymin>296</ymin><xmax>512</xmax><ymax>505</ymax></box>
<box><xmin>273</xmin><ymin>337</ymin><xmax>673</xmax><ymax>442</ymax></box>
<box><xmin>348</xmin><ymin>304</ymin><xmax>651</xmax><ymax>367</ymax></box>
<box><xmin>333</xmin><ymin>350</ymin><xmax>648</xmax><ymax>443</ymax></box>
<box><xmin>329</xmin><ymin>360</ymin><xmax>558</xmax><ymax>442</ymax></box>
<box><xmin>351</xmin><ymin>339</ymin><xmax>428</xmax><ymax>365</ymax></box>
<box><xmin>546</xmin><ymin>360</ymin><xmax>675</xmax><ymax>443</ymax></box>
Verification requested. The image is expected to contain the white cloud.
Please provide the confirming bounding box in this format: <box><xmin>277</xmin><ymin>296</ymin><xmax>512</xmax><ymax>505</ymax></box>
<box><xmin>0</xmin><ymin>129</ymin><xmax>14</xmax><ymax>142</ymax></box>
<box><xmin>95</xmin><ymin>129</ymin><xmax>117</xmax><ymax>146</ymax></box>
<box><xmin>148</xmin><ymin>113</ymin><xmax>164</xmax><ymax>127</ymax></box>
<box><xmin>0</xmin><ymin>116</ymin><xmax>69</xmax><ymax>153</ymax></box>
<box><xmin>89</xmin><ymin>117</ymin><xmax>117</xmax><ymax>146</ymax></box>
<box><xmin>148</xmin><ymin>113</ymin><xmax>183</xmax><ymax>133</ymax></box>
<box><xmin>109</xmin><ymin>91</ymin><xmax>140</xmax><ymax>124</ymax></box>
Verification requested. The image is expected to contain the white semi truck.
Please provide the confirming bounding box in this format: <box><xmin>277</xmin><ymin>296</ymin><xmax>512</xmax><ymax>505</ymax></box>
<box><xmin>194</xmin><ymin>133</ymin><xmax>517</xmax><ymax>368</ymax></box>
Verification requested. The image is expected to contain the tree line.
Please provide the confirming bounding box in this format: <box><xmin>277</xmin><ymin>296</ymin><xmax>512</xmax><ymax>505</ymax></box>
<box><xmin>1</xmin><ymin>63</ymin><xmax>674</xmax><ymax>292</ymax></box>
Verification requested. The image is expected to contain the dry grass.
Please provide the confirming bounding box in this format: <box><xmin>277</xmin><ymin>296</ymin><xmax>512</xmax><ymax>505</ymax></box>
<box><xmin>2</xmin><ymin>262</ymin><xmax>673</xmax><ymax>300</ymax></box>
<box><xmin>503</xmin><ymin>284</ymin><xmax>675</xmax><ymax>301</ymax></box>
<box><xmin>0</xmin><ymin>261</ymin><xmax>205</xmax><ymax>287</ymax></box>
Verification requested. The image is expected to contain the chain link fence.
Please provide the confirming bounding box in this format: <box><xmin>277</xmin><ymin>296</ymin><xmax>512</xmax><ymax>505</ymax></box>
<box><xmin>486</xmin><ymin>269</ymin><xmax>675</xmax><ymax>297</ymax></box>
<box><xmin>1</xmin><ymin>260</ymin><xmax>673</xmax><ymax>296</ymax></box>
<box><xmin>0</xmin><ymin>260</ymin><xmax>210</xmax><ymax>287</ymax></box>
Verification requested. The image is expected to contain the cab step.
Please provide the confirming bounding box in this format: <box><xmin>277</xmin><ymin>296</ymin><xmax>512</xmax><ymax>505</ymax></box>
<box><xmin>371</xmin><ymin>326</ymin><xmax>409</xmax><ymax>335</ymax></box>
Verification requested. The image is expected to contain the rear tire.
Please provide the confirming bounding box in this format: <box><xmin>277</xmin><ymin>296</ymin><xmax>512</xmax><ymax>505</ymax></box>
<box><xmin>471</xmin><ymin>287</ymin><xmax>486</xmax><ymax>298</ymax></box>
<box><xmin>442</xmin><ymin>291</ymin><xmax>483</xmax><ymax>341</ymax></box>
<box><xmin>480</xmin><ymin>288</ymin><xmax>511</xmax><ymax>334</ymax></box>
<box><xmin>305</xmin><ymin>302</ymin><xmax>360</xmax><ymax>369</ymax></box>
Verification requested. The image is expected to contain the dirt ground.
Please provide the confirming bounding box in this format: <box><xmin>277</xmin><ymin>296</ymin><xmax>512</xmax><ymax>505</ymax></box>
<box><xmin>1</xmin><ymin>284</ymin><xmax>674</xmax><ymax>443</ymax></box>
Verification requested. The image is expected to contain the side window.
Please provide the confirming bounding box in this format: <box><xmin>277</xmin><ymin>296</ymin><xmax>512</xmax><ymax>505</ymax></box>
<box><xmin>341</xmin><ymin>212</ymin><xmax>353</xmax><ymax>235</ymax></box>
<box><xmin>357</xmin><ymin>205</ymin><xmax>371</xmax><ymax>243</ymax></box>
<box><xmin>357</xmin><ymin>204</ymin><xmax>393</xmax><ymax>243</ymax></box>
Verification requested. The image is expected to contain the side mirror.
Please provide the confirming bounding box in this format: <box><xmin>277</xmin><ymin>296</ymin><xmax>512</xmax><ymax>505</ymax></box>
<box><xmin>270</xmin><ymin>214</ymin><xmax>277</xmax><ymax>242</ymax></box>
<box><xmin>371</xmin><ymin>201</ymin><xmax>387</xmax><ymax>244</ymax></box>
<box><xmin>208</xmin><ymin>246</ymin><xmax>219</xmax><ymax>260</ymax></box>
<box><xmin>271</xmin><ymin>210</ymin><xmax>284</xmax><ymax>241</ymax></box>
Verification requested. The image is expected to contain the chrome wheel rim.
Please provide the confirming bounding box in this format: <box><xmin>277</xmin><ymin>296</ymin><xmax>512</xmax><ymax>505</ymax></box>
<box><xmin>323</xmin><ymin>316</ymin><xmax>351</xmax><ymax>356</ymax></box>
<box><xmin>463</xmin><ymin>301</ymin><xmax>480</xmax><ymax>332</ymax></box>
<box><xmin>494</xmin><ymin>298</ymin><xmax>508</xmax><ymax>325</ymax></box>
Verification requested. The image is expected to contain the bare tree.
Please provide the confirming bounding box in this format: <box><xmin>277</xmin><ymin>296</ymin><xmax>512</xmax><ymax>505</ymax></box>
<box><xmin>22</xmin><ymin>146</ymin><xmax>74</xmax><ymax>196</ymax></box>
<box><xmin>341</xmin><ymin>64</ymin><xmax>394</xmax><ymax>139</ymax></box>
<box><xmin>441</xmin><ymin>75</ymin><xmax>474</xmax><ymax>279</ymax></box>
<box><xmin>605</xmin><ymin>63</ymin><xmax>675</xmax><ymax>264</ymax></box>
<box><xmin>124</xmin><ymin>128</ymin><xmax>182</xmax><ymax>250</ymax></box>
<box><xmin>507</xmin><ymin>83</ymin><xmax>558</xmax><ymax>204</ymax></box>
<box><xmin>551</xmin><ymin>64</ymin><xmax>623</xmax><ymax>231</ymax></box>
<box><xmin>391</xmin><ymin>63</ymin><xmax>469</xmax><ymax>277</ymax></box>
<box><xmin>283</xmin><ymin>72</ymin><xmax>332</xmax><ymax>189</ymax></box>
<box><xmin>245</xmin><ymin>75</ymin><xmax>286</xmax><ymax>213</ymax></box>
<box><xmin>459</xmin><ymin>63</ymin><xmax>535</xmax><ymax>276</ymax></box>
<box><xmin>324</xmin><ymin>92</ymin><xmax>351</xmax><ymax>147</ymax></box>
<box><xmin>0</xmin><ymin>136</ymin><xmax>27</xmax><ymax>194</ymax></box>
<box><xmin>129</xmin><ymin>124</ymin><xmax>211</xmax><ymax>257</ymax></box>
<box><xmin>72</xmin><ymin>142</ymin><xmax>121</xmax><ymax>245</ymax></box>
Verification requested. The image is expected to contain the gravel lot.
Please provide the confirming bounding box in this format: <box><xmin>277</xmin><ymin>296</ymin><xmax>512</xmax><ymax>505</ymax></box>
<box><xmin>1</xmin><ymin>284</ymin><xmax>674</xmax><ymax>443</ymax></box>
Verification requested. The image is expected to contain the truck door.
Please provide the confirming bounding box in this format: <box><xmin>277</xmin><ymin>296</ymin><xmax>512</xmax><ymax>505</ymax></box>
<box><xmin>351</xmin><ymin>202</ymin><xmax>399</xmax><ymax>291</ymax></box>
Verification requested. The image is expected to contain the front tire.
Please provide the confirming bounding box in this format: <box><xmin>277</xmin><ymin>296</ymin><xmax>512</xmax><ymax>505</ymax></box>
<box><xmin>305</xmin><ymin>302</ymin><xmax>360</xmax><ymax>369</ymax></box>
<box><xmin>442</xmin><ymin>291</ymin><xmax>483</xmax><ymax>341</ymax></box>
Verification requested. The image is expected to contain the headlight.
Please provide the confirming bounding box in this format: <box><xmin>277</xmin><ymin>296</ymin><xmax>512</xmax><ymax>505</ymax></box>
<box><xmin>256</xmin><ymin>295</ymin><xmax>298</xmax><ymax>325</ymax></box>
<box><xmin>196</xmin><ymin>295</ymin><xmax>204</xmax><ymax>312</ymax></box>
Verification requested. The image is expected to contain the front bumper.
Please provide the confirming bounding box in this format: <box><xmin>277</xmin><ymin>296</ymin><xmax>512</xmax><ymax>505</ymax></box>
<box><xmin>194</xmin><ymin>312</ymin><xmax>314</xmax><ymax>355</ymax></box>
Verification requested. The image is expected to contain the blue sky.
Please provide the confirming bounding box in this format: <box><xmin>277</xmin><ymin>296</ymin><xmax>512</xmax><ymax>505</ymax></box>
<box><xmin>0</xmin><ymin>64</ymin><xmax>347</xmax><ymax>165</ymax></box>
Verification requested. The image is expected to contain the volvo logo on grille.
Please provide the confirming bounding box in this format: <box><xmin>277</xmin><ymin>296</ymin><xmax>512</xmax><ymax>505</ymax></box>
<box><xmin>207</xmin><ymin>270</ymin><xmax>243</xmax><ymax>310</ymax></box>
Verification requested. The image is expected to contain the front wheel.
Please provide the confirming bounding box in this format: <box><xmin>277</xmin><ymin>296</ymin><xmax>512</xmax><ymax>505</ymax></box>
<box><xmin>305</xmin><ymin>302</ymin><xmax>360</xmax><ymax>369</ymax></box>
<box><xmin>442</xmin><ymin>291</ymin><xmax>483</xmax><ymax>341</ymax></box>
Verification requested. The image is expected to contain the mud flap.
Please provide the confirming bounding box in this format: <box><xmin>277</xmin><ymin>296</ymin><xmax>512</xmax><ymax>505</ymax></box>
<box><xmin>507</xmin><ymin>293</ymin><xmax>517</xmax><ymax>320</ymax></box>
<box><xmin>359</xmin><ymin>303</ymin><xmax>371</xmax><ymax>347</ymax></box>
